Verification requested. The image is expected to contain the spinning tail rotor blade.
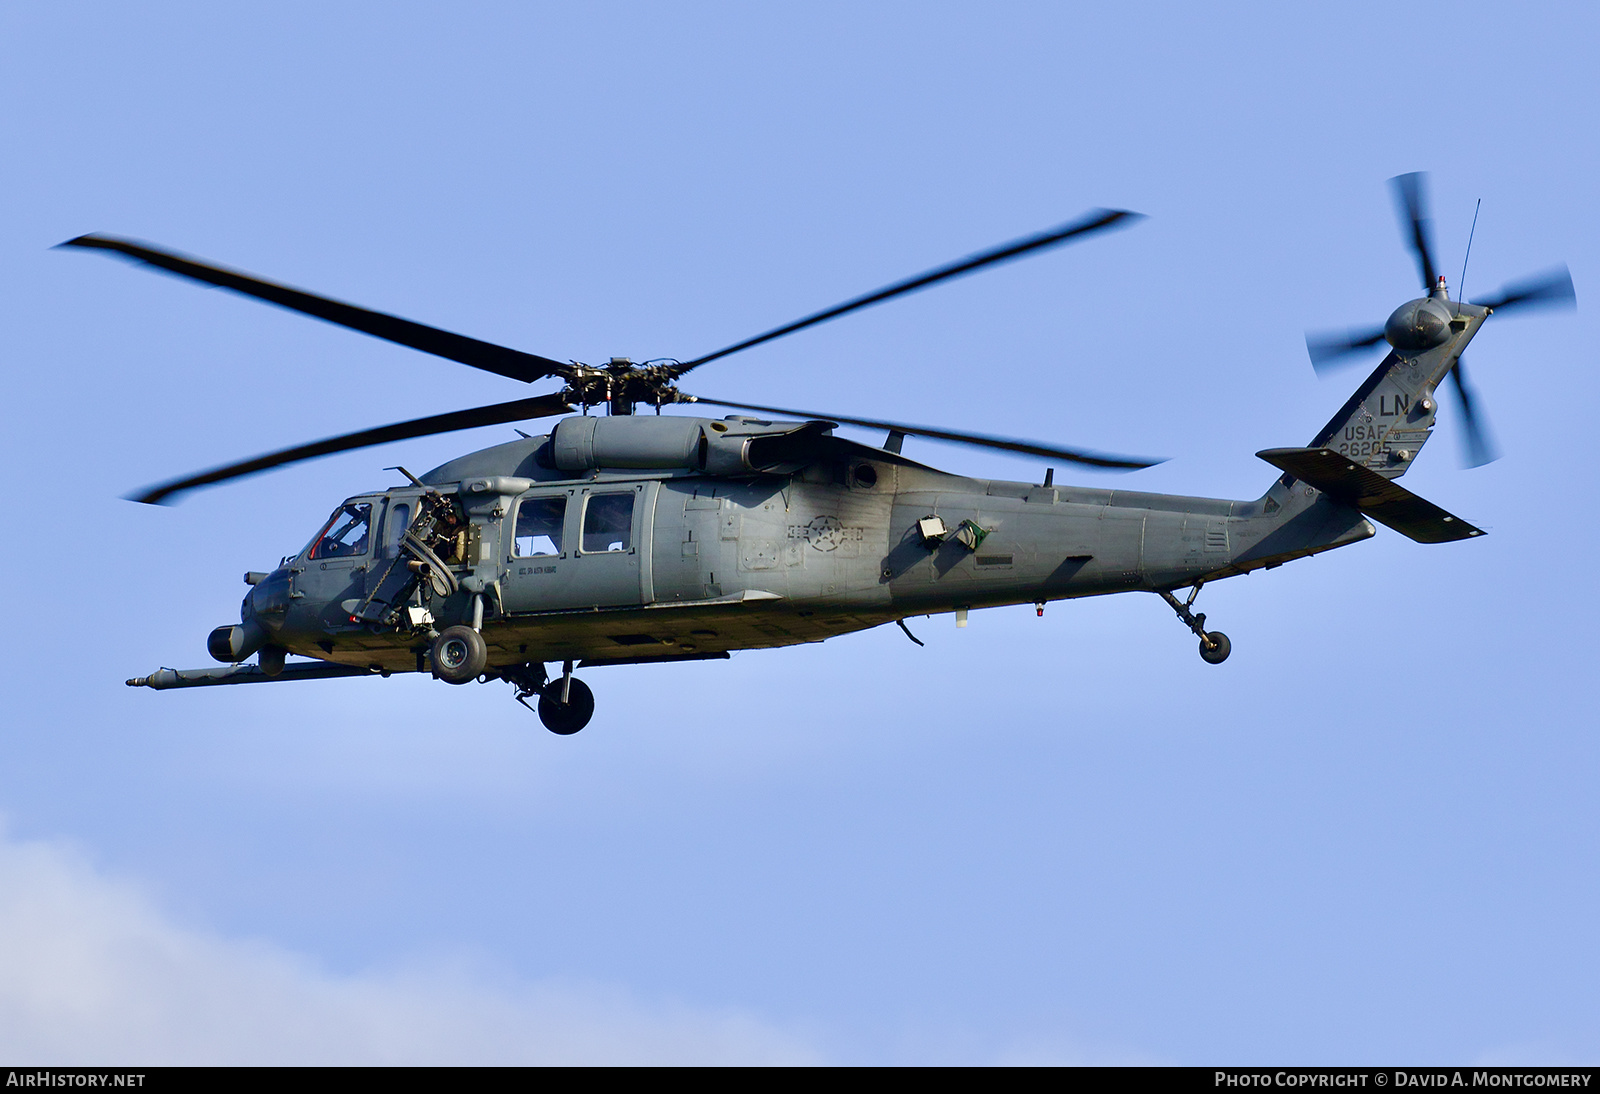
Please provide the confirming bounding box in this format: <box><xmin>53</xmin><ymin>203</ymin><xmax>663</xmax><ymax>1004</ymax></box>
<box><xmin>1442</xmin><ymin>265</ymin><xmax>1573</xmax><ymax>469</ymax></box>
<box><xmin>1475</xmin><ymin>265</ymin><xmax>1577</xmax><ymax>314</ymax></box>
<box><xmin>58</xmin><ymin>234</ymin><xmax>570</xmax><ymax>384</ymax></box>
<box><xmin>1391</xmin><ymin>172</ymin><xmax>1439</xmax><ymax>292</ymax></box>
<box><xmin>1305</xmin><ymin>326</ymin><xmax>1388</xmax><ymax>373</ymax></box>
<box><xmin>670</xmin><ymin>209</ymin><xmax>1144</xmax><ymax>375</ymax></box>
<box><xmin>130</xmin><ymin>393</ymin><xmax>573</xmax><ymax>504</ymax></box>
<box><xmin>1446</xmin><ymin>357</ymin><xmax>1498</xmax><ymax>469</ymax></box>
<box><xmin>685</xmin><ymin>394</ymin><xmax>1162</xmax><ymax>470</ymax></box>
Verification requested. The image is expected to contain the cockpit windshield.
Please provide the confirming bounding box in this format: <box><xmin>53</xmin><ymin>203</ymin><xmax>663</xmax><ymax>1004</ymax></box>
<box><xmin>308</xmin><ymin>502</ymin><xmax>371</xmax><ymax>559</ymax></box>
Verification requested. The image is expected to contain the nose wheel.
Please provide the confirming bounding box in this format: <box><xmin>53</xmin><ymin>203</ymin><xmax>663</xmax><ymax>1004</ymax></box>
<box><xmin>1159</xmin><ymin>585</ymin><xmax>1232</xmax><ymax>665</ymax></box>
<box><xmin>431</xmin><ymin>625</ymin><xmax>487</xmax><ymax>684</ymax></box>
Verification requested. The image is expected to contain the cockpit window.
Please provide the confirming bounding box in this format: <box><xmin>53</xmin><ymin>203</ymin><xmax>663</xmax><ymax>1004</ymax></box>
<box><xmin>514</xmin><ymin>496</ymin><xmax>566</xmax><ymax>557</ymax></box>
<box><xmin>308</xmin><ymin>502</ymin><xmax>371</xmax><ymax>559</ymax></box>
<box><xmin>582</xmin><ymin>493</ymin><xmax>633</xmax><ymax>553</ymax></box>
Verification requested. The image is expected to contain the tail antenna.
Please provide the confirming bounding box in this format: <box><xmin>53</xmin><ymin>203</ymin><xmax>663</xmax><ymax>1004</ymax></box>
<box><xmin>1457</xmin><ymin>198</ymin><xmax>1482</xmax><ymax>314</ymax></box>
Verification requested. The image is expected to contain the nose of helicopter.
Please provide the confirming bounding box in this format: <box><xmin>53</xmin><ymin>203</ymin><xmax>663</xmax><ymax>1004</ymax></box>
<box><xmin>1384</xmin><ymin>297</ymin><xmax>1453</xmax><ymax>355</ymax></box>
<box><xmin>245</xmin><ymin>566</ymin><xmax>292</xmax><ymax>624</ymax></box>
<box><xmin>208</xmin><ymin>567</ymin><xmax>293</xmax><ymax>663</ymax></box>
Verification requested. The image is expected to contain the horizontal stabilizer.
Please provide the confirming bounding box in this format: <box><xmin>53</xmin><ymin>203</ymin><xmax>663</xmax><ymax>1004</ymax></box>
<box><xmin>1257</xmin><ymin>447</ymin><xmax>1485</xmax><ymax>543</ymax></box>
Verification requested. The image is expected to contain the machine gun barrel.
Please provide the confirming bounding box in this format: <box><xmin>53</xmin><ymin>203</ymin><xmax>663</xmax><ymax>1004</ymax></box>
<box><xmin>127</xmin><ymin>662</ymin><xmax>399</xmax><ymax>690</ymax></box>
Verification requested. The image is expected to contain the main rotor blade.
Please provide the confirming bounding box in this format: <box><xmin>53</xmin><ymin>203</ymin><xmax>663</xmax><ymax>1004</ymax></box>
<box><xmin>671</xmin><ymin>209</ymin><xmax>1144</xmax><ymax>375</ymax></box>
<box><xmin>59</xmin><ymin>234</ymin><xmax>569</xmax><ymax>384</ymax></box>
<box><xmin>686</xmin><ymin>394</ymin><xmax>1162</xmax><ymax>470</ymax></box>
<box><xmin>130</xmin><ymin>393</ymin><xmax>573</xmax><ymax>504</ymax></box>
<box><xmin>1446</xmin><ymin>357</ymin><xmax>1498</xmax><ymax>469</ymax></box>
<box><xmin>1306</xmin><ymin>325</ymin><xmax>1387</xmax><ymax>373</ymax></box>
<box><xmin>1390</xmin><ymin>172</ymin><xmax>1438</xmax><ymax>293</ymax></box>
<box><xmin>1475</xmin><ymin>265</ymin><xmax>1577</xmax><ymax>314</ymax></box>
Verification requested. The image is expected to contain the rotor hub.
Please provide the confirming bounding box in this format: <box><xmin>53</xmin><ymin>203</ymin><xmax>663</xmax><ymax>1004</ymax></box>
<box><xmin>555</xmin><ymin>358</ymin><xmax>690</xmax><ymax>414</ymax></box>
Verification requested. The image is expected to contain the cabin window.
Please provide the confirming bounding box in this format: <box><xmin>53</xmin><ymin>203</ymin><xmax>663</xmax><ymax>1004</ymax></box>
<box><xmin>384</xmin><ymin>502</ymin><xmax>411</xmax><ymax>553</ymax></box>
<box><xmin>582</xmin><ymin>493</ymin><xmax>633</xmax><ymax>553</ymax></box>
<box><xmin>514</xmin><ymin>496</ymin><xmax>566</xmax><ymax>557</ymax></box>
<box><xmin>308</xmin><ymin>502</ymin><xmax>371</xmax><ymax>559</ymax></box>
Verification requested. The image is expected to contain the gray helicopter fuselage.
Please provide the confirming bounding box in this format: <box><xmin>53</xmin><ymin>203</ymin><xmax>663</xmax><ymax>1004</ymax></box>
<box><xmin>250</xmin><ymin>415</ymin><xmax>1375</xmax><ymax>675</ymax></box>
<box><xmin>109</xmin><ymin>176</ymin><xmax>1575</xmax><ymax>728</ymax></box>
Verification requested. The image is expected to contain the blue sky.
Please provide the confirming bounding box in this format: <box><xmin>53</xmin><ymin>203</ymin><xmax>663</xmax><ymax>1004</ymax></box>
<box><xmin>1</xmin><ymin>1</ymin><xmax>1596</xmax><ymax>1064</ymax></box>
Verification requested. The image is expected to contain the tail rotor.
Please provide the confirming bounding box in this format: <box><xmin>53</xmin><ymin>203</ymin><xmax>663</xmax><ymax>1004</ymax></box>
<box><xmin>1302</xmin><ymin>173</ymin><xmax>1575</xmax><ymax>469</ymax></box>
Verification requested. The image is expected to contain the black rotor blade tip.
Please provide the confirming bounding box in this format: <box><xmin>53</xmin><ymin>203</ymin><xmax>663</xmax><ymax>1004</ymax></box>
<box><xmin>125</xmin><ymin>392</ymin><xmax>573</xmax><ymax>504</ymax></box>
<box><xmin>1305</xmin><ymin>327</ymin><xmax>1386</xmax><ymax>373</ymax></box>
<box><xmin>672</xmin><ymin>208</ymin><xmax>1145</xmax><ymax>374</ymax></box>
<box><xmin>1448</xmin><ymin>359</ymin><xmax>1499</xmax><ymax>468</ymax></box>
<box><xmin>686</xmin><ymin>394</ymin><xmax>1161</xmax><ymax>470</ymax></box>
<box><xmin>1389</xmin><ymin>172</ymin><xmax>1438</xmax><ymax>292</ymax></box>
<box><xmin>57</xmin><ymin>233</ymin><xmax>569</xmax><ymax>384</ymax></box>
<box><xmin>1478</xmin><ymin>265</ymin><xmax>1577</xmax><ymax>314</ymax></box>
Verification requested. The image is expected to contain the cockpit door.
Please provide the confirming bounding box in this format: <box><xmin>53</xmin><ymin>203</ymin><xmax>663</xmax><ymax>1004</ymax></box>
<box><xmin>295</xmin><ymin>497</ymin><xmax>379</xmax><ymax>625</ymax></box>
<box><xmin>501</xmin><ymin>481</ymin><xmax>656</xmax><ymax>614</ymax></box>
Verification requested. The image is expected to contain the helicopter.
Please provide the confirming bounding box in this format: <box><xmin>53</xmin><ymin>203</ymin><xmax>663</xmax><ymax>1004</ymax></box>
<box><xmin>71</xmin><ymin>174</ymin><xmax>1574</xmax><ymax>734</ymax></box>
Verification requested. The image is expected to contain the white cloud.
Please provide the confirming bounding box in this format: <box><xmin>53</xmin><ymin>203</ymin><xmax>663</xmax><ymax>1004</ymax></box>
<box><xmin>0</xmin><ymin>829</ymin><xmax>822</xmax><ymax>1065</ymax></box>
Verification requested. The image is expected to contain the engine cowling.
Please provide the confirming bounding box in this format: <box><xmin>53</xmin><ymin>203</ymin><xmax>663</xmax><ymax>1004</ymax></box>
<box><xmin>550</xmin><ymin>416</ymin><xmax>702</xmax><ymax>471</ymax></box>
<box><xmin>548</xmin><ymin>415</ymin><xmax>832</xmax><ymax>475</ymax></box>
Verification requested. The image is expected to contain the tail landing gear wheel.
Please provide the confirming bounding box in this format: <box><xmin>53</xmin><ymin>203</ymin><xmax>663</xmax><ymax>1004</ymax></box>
<box><xmin>1199</xmin><ymin>631</ymin><xmax>1231</xmax><ymax>665</ymax></box>
<box><xmin>538</xmin><ymin>677</ymin><xmax>595</xmax><ymax>735</ymax></box>
<box><xmin>431</xmin><ymin>625</ymin><xmax>487</xmax><ymax>684</ymax></box>
<box><xmin>1161</xmin><ymin>586</ymin><xmax>1234</xmax><ymax>666</ymax></box>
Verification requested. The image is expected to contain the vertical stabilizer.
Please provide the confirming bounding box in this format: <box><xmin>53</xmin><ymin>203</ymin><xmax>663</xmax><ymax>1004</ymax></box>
<box><xmin>1308</xmin><ymin>292</ymin><xmax>1488</xmax><ymax>480</ymax></box>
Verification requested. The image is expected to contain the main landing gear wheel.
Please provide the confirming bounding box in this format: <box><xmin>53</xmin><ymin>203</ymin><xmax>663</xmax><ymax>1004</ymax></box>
<box><xmin>431</xmin><ymin>625</ymin><xmax>487</xmax><ymax>685</ymax></box>
<box><xmin>1199</xmin><ymin>631</ymin><xmax>1231</xmax><ymax>665</ymax></box>
<box><xmin>538</xmin><ymin>677</ymin><xmax>595</xmax><ymax>735</ymax></box>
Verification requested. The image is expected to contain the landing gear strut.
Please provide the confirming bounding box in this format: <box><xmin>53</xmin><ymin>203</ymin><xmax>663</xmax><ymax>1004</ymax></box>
<box><xmin>1159</xmin><ymin>584</ymin><xmax>1231</xmax><ymax>665</ymax></box>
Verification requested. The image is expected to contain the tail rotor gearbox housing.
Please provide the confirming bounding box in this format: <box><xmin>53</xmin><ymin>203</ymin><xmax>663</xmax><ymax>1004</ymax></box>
<box><xmin>1384</xmin><ymin>297</ymin><xmax>1453</xmax><ymax>356</ymax></box>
